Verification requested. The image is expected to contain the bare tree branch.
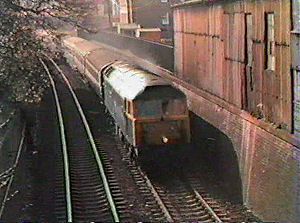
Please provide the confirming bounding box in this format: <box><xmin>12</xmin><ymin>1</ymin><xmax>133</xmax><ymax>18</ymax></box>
<box><xmin>0</xmin><ymin>0</ymin><xmax>93</xmax><ymax>103</ymax></box>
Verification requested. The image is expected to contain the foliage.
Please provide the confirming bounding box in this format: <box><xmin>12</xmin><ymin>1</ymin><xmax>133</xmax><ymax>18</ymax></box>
<box><xmin>0</xmin><ymin>0</ymin><xmax>89</xmax><ymax>103</ymax></box>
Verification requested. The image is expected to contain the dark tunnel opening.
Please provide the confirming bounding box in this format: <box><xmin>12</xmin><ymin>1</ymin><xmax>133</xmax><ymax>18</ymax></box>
<box><xmin>189</xmin><ymin>111</ymin><xmax>243</xmax><ymax>203</ymax></box>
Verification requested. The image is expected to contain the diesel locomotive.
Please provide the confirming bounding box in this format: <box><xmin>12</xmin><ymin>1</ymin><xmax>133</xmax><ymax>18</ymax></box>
<box><xmin>63</xmin><ymin>37</ymin><xmax>191</xmax><ymax>158</ymax></box>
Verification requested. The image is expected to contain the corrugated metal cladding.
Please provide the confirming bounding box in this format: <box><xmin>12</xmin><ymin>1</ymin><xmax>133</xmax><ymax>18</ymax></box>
<box><xmin>174</xmin><ymin>0</ymin><xmax>293</xmax><ymax>132</ymax></box>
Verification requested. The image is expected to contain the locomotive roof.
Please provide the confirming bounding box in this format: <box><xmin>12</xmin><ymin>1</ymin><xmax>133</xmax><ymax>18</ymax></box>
<box><xmin>104</xmin><ymin>61</ymin><xmax>172</xmax><ymax>100</ymax></box>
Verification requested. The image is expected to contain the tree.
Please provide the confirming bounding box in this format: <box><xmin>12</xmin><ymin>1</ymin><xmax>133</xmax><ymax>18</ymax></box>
<box><xmin>0</xmin><ymin>0</ymin><xmax>91</xmax><ymax>103</ymax></box>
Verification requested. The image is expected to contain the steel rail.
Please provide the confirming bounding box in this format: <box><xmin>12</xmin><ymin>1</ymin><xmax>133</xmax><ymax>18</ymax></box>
<box><xmin>46</xmin><ymin>56</ymin><xmax>120</xmax><ymax>222</ymax></box>
<box><xmin>40</xmin><ymin>59</ymin><xmax>73</xmax><ymax>223</ymax></box>
<box><xmin>141</xmin><ymin>168</ymin><xmax>174</xmax><ymax>222</ymax></box>
<box><xmin>193</xmin><ymin>188</ymin><xmax>222</xmax><ymax>222</ymax></box>
<box><xmin>0</xmin><ymin>173</ymin><xmax>13</xmax><ymax>182</ymax></box>
<box><xmin>0</xmin><ymin>124</ymin><xmax>25</xmax><ymax>219</ymax></box>
<box><xmin>0</xmin><ymin>168</ymin><xmax>14</xmax><ymax>179</ymax></box>
<box><xmin>0</xmin><ymin>118</ymin><xmax>11</xmax><ymax>129</ymax></box>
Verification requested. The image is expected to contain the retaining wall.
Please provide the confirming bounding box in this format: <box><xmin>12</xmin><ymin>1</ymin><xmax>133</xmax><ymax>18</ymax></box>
<box><xmin>79</xmin><ymin>30</ymin><xmax>174</xmax><ymax>71</ymax></box>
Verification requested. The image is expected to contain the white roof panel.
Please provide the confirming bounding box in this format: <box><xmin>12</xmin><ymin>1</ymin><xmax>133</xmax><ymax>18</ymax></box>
<box><xmin>105</xmin><ymin>62</ymin><xmax>170</xmax><ymax>100</ymax></box>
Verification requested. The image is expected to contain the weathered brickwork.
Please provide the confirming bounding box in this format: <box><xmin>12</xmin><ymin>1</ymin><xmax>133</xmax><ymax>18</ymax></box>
<box><xmin>173</xmin><ymin>0</ymin><xmax>293</xmax><ymax>131</ymax></box>
<box><xmin>176</xmin><ymin>84</ymin><xmax>300</xmax><ymax>222</ymax></box>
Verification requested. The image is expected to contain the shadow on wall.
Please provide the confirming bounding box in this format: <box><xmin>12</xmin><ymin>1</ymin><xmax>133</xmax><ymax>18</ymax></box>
<box><xmin>190</xmin><ymin>112</ymin><xmax>243</xmax><ymax>203</ymax></box>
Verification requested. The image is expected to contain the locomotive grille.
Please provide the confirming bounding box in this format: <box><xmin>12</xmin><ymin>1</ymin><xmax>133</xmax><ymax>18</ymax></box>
<box><xmin>142</xmin><ymin>120</ymin><xmax>183</xmax><ymax>145</ymax></box>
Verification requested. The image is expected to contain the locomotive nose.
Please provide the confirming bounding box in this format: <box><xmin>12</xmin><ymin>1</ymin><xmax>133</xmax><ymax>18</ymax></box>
<box><xmin>162</xmin><ymin>136</ymin><xmax>169</xmax><ymax>144</ymax></box>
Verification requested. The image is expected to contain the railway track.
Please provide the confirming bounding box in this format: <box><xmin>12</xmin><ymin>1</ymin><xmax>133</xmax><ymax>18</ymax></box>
<box><xmin>41</xmin><ymin>59</ymin><xmax>128</xmax><ymax>222</ymax></box>
<box><xmin>40</xmin><ymin>56</ymin><xmax>258</xmax><ymax>222</ymax></box>
<box><xmin>118</xmin><ymin>145</ymin><xmax>225</xmax><ymax>222</ymax></box>
<box><xmin>0</xmin><ymin>125</ymin><xmax>25</xmax><ymax>220</ymax></box>
<box><xmin>117</xmin><ymin>136</ymin><xmax>257</xmax><ymax>222</ymax></box>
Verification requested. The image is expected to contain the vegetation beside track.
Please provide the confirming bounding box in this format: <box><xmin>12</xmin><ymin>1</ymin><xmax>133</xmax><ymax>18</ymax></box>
<box><xmin>0</xmin><ymin>0</ymin><xmax>90</xmax><ymax>104</ymax></box>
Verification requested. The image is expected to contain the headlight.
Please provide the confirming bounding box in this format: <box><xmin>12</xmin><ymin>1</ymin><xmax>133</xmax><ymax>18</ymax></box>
<box><xmin>162</xmin><ymin>136</ymin><xmax>169</xmax><ymax>144</ymax></box>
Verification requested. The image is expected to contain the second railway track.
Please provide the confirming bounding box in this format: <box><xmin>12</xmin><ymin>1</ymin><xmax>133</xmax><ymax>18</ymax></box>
<box><xmin>41</xmin><ymin>59</ymin><xmax>127</xmax><ymax>222</ymax></box>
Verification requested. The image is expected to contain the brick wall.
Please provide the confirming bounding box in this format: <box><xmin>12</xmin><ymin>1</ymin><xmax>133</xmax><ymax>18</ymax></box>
<box><xmin>176</xmin><ymin>83</ymin><xmax>300</xmax><ymax>222</ymax></box>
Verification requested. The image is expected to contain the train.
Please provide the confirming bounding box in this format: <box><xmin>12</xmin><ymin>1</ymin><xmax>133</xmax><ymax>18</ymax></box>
<box><xmin>62</xmin><ymin>37</ymin><xmax>191</xmax><ymax>159</ymax></box>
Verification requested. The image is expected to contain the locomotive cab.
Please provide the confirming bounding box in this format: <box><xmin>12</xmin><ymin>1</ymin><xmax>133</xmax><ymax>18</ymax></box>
<box><xmin>133</xmin><ymin>86</ymin><xmax>190</xmax><ymax>148</ymax></box>
<box><xmin>101</xmin><ymin>62</ymin><xmax>191</xmax><ymax>156</ymax></box>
